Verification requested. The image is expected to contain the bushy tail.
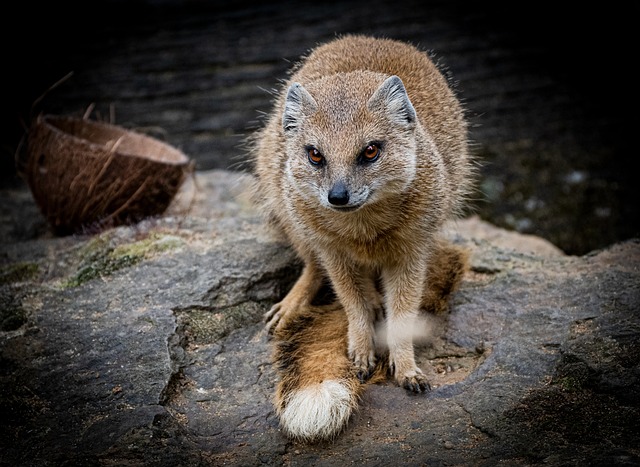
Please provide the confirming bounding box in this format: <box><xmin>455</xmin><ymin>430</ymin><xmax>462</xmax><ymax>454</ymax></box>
<box><xmin>271</xmin><ymin>240</ymin><xmax>468</xmax><ymax>442</ymax></box>
<box><xmin>272</xmin><ymin>303</ymin><xmax>374</xmax><ymax>442</ymax></box>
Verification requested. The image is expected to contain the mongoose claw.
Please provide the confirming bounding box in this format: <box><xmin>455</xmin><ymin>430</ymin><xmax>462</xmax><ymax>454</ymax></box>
<box><xmin>264</xmin><ymin>303</ymin><xmax>283</xmax><ymax>335</ymax></box>
<box><xmin>351</xmin><ymin>352</ymin><xmax>376</xmax><ymax>383</ymax></box>
<box><xmin>399</xmin><ymin>370</ymin><xmax>431</xmax><ymax>393</ymax></box>
<box><xmin>390</xmin><ymin>361</ymin><xmax>431</xmax><ymax>393</ymax></box>
<box><xmin>355</xmin><ymin>368</ymin><xmax>371</xmax><ymax>383</ymax></box>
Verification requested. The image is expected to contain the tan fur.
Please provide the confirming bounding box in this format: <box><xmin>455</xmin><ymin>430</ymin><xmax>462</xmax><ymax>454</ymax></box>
<box><xmin>252</xmin><ymin>34</ymin><xmax>473</xmax><ymax>406</ymax></box>
<box><xmin>272</xmin><ymin>303</ymin><xmax>363</xmax><ymax>441</ymax></box>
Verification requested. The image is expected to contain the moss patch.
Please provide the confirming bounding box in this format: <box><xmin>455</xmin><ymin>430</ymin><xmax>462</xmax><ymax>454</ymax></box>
<box><xmin>64</xmin><ymin>231</ymin><xmax>183</xmax><ymax>288</ymax></box>
<box><xmin>0</xmin><ymin>263</ymin><xmax>39</xmax><ymax>285</ymax></box>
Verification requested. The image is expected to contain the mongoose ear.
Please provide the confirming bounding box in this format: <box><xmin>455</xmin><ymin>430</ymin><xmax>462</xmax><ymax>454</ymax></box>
<box><xmin>282</xmin><ymin>82</ymin><xmax>318</xmax><ymax>134</ymax></box>
<box><xmin>367</xmin><ymin>75</ymin><xmax>416</xmax><ymax>128</ymax></box>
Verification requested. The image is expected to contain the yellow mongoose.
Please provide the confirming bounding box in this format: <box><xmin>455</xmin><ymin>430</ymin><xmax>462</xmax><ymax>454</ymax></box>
<box><xmin>251</xmin><ymin>35</ymin><xmax>473</xmax><ymax>441</ymax></box>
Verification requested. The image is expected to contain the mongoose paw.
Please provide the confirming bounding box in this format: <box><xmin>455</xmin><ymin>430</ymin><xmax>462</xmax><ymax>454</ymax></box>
<box><xmin>264</xmin><ymin>302</ymin><xmax>285</xmax><ymax>335</ymax></box>
<box><xmin>390</xmin><ymin>363</ymin><xmax>431</xmax><ymax>393</ymax></box>
<box><xmin>350</xmin><ymin>351</ymin><xmax>376</xmax><ymax>383</ymax></box>
<box><xmin>401</xmin><ymin>373</ymin><xmax>431</xmax><ymax>393</ymax></box>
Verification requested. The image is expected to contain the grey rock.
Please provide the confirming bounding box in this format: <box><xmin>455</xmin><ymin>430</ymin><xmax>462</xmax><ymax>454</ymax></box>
<box><xmin>1</xmin><ymin>170</ymin><xmax>638</xmax><ymax>466</ymax></box>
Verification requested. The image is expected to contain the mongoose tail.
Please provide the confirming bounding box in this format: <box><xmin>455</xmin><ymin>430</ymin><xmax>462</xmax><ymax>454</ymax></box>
<box><xmin>272</xmin><ymin>304</ymin><xmax>370</xmax><ymax>442</ymax></box>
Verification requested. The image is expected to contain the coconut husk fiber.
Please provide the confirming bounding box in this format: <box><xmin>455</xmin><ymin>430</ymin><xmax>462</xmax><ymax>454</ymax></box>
<box><xmin>25</xmin><ymin>115</ymin><xmax>192</xmax><ymax>235</ymax></box>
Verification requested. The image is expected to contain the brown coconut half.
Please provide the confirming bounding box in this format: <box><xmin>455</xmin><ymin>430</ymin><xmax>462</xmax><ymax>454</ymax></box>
<box><xmin>25</xmin><ymin>115</ymin><xmax>192</xmax><ymax>235</ymax></box>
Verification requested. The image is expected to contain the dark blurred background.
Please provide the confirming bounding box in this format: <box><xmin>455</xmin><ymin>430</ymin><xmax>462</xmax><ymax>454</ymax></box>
<box><xmin>3</xmin><ymin>0</ymin><xmax>637</xmax><ymax>255</ymax></box>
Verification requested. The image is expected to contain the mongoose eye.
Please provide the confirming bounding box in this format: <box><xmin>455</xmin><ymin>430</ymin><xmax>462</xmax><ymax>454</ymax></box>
<box><xmin>306</xmin><ymin>146</ymin><xmax>324</xmax><ymax>166</ymax></box>
<box><xmin>360</xmin><ymin>143</ymin><xmax>381</xmax><ymax>163</ymax></box>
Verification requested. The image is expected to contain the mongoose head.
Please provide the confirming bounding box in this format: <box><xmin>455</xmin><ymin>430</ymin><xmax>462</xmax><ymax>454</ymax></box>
<box><xmin>281</xmin><ymin>71</ymin><xmax>419</xmax><ymax>212</ymax></box>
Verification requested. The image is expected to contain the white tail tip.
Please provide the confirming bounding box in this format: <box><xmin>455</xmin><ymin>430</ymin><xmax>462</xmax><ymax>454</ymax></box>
<box><xmin>279</xmin><ymin>380</ymin><xmax>356</xmax><ymax>442</ymax></box>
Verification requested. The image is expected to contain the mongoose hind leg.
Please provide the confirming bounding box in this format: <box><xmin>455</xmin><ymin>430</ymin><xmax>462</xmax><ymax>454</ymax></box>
<box><xmin>421</xmin><ymin>240</ymin><xmax>469</xmax><ymax>314</ymax></box>
<box><xmin>265</xmin><ymin>260</ymin><xmax>324</xmax><ymax>334</ymax></box>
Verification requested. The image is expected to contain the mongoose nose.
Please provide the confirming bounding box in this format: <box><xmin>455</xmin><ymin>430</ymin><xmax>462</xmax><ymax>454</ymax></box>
<box><xmin>328</xmin><ymin>182</ymin><xmax>349</xmax><ymax>206</ymax></box>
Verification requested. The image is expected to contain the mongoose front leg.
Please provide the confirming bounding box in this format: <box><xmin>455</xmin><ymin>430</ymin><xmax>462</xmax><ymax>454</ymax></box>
<box><xmin>323</xmin><ymin>256</ymin><xmax>379</xmax><ymax>382</ymax></box>
<box><xmin>265</xmin><ymin>260</ymin><xmax>323</xmax><ymax>334</ymax></box>
<box><xmin>383</xmin><ymin>260</ymin><xmax>431</xmax><ymax>393</ymax></box>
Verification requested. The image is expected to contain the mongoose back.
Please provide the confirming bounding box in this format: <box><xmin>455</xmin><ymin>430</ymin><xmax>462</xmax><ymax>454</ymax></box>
<box><xmin>251</xmin><ymin>35</ymin><xmax>473</xmax><ymax>441</ymax></box>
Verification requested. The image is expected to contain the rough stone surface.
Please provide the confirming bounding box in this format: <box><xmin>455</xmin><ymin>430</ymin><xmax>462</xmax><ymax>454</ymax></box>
<box><xmin>1</xmin><ymin>170</ymin><xmax>639</xmax><ymax>466</ymax></box>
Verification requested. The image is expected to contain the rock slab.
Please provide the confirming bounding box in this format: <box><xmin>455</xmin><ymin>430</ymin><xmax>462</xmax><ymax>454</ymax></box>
<box><xmin>1</xmin><ymin>170</ymin><xmax>638</xmax><ymax>466</ymax></box>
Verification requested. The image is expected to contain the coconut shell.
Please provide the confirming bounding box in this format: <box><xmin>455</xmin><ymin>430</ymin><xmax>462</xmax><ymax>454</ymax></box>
<box><xmin>25</xmin><ymin>115</ymin><xmax>192</xmax><ymax>235</ymax></box>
